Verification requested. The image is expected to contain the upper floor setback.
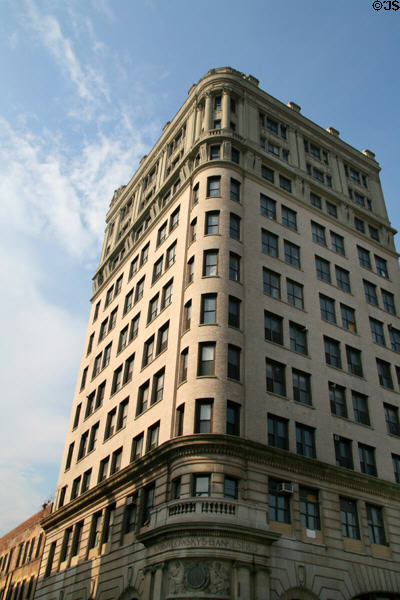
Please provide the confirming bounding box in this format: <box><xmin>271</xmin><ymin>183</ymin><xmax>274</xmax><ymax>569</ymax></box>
<box><xmin>93</xmin><ymin>68</ymin><xmax>395</xmax><ymax>295</ymax></box>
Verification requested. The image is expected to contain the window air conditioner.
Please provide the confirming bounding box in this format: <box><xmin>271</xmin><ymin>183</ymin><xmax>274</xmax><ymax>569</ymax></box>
<box><xmin>277</xmin><ymin>482</ymin><xmax>293</xmax><ymax>494</ymax></box>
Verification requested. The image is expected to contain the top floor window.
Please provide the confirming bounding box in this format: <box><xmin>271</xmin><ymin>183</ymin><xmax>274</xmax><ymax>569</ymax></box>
<box><xmin>207</xmin><ymin>176</ymin><xmax>221</xmax><ymax>197</ymax></box>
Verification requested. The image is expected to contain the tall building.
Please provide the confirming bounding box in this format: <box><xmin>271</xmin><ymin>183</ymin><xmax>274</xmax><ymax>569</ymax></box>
<box><xmin>35</xmin><ymin>67</ymin><xmax>400</xmax><ymax>600</ymax></box>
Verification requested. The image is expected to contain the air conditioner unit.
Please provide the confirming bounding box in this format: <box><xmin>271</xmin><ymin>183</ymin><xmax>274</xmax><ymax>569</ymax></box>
<box><xmin>277</xmin><ymin>482</ymin><xmax>293</xmax><ymax>494</ymax></box>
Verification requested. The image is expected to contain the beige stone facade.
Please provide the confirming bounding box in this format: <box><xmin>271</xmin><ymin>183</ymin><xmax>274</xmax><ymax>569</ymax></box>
<box><xmin>35</xmin><ymin>68</ymin><xmax>400</xmax><ymax>599</ymax></box>
<box><xmin>0</xmin><ymin>504</ymin><xmax>51</xmax><ymax>600</ymax></box>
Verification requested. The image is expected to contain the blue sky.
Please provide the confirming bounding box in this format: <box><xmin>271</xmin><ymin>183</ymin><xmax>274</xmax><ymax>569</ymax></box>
<box><xmin>0</xmin><ymin>0</ymin><xmax>398</xmax><ymax>535</ymax></box>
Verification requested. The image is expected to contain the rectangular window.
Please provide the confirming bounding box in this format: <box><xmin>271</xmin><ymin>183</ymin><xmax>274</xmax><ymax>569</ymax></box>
<box><xmin>384</xmin><ymin>404</ymin><xmax>400</xmax><ymax>436</ymax></box>
<box><xmin>152</xmin><ymin>257</ymin><xmax>163</xmax><ymax>283</ymax></box>
<box><xmin>169</xmin><ymin>207</ymin><xmax>180</xmax><ymax>231</ymax></box>
<box><xmin>324</xmin><ymin>337</ymin><xmax>341</xmax><ymax>368</ymax></box>
<box><xmin>136</xmin><ymin>380</ymin><xmax>149</xmax><ymax>415</ymax></box>
<box><xmin>183</xmin><ymin>300</ymin><xmax>191</xmax><ymax>331</ymax></box>
<box><xmin>229</xmin><ymin>213</ymin><xmax>241</xmax><ymax>240</ymax></box>
<box><xmin>231</xmin><ymin>147</ymin><xmax>240</xmax><ymax>164</ymax></box>
<box><xmin>357</xmin><ymin>246</ymin><xmax>371</xmax><ymax>269</ymax></box>
<box><xmin>102</xmin><ymin>343</ymin><xmax>112</xmax><ymax>369</ymax></box>
<box><xmin>124</xmin><ymin>290</ymin><xmax>133</xmax><ymax>315</ymax></box>
<box><xmin>81</xmin><ymin>366</ymin><xmax>88</xmax><ymax>389</ymax></box>
<box><xmin>193</xmin><ymin>474</ymin><xmax>210</xmax><ymax>497</ymax></box>
<box><xmin>315</xmin><ymin>256</ymin><xmax>331</xmax><ymax>282</ymax></box>
<box><xmin>287</xmin><ymin>280</ymin><xmax>304</xmax><ymax>309</ymax></box>
<box><xmin>227</xmin><ymin>344</ymin><xmax>241</xmax><ymax>380</ymax></box>
<box><xmin>207</xmin><ymin>176</ymin><xmax>221</xmax><ymax>197</ymax></box>
<box><xmin>329</xmin><ymin>383</ymin><xmax>347</xmax><ymax>417</ymax></box>
<box><xmin>311</xmin><ymin>222</ymin><xmax>326</xmax><ymax>246</ymax></box>
<box><xmin>262</xmin><ymin>229</ymin><xmax>278</xmax><ymax>257</ymax></box>
<box><xmin>340</xmin><ymin>304</ymin><xmax>356</xmax><ymax>332</ymax></box>
<box><xmin>146</xmin><ymin>421</ymin><xmax>160</xmax><ymax>451</ymax></box>
<box><xmin>123</xmin><ymin>353</ymin><xmax>135</xmax><ymax>384</ymax></box>
<box><xmin>226</xmin><ymin>401</ymin><xmax>240</xmax><ymax>435</ymax></box>
<box><xmin>210</xmin><ymin>144</ymin><xmax>220</xmax><ymax>160</ymax></box>
<box><xmin>129</xmin><ymin>313</ymin><xmax>140</xmax><ymax>341</ymax></box>
<box><xmin>370</xmin><ymin>318</ymin><xmax>385</xmax><ymax>345</ymax></box>
<box><xmin>230</xmin><ymin>178</ymin><xmax>240</xmax><ymax>201</ymax></box>
<box><xmin>346</xmin><ymin>346</ymin><xmax>363</xmax><ymax>377</ymax></box>
<box><xmin>392</xmin><ymin>454</ymin><xmax>400</xmax><ymax>483</ymax></box>
<box><xmin>326</xmin><ymin>202</ymin><xmax>338</xmax><ymax>218</ymax></box>
<box><xmin>264</xmin><ymin>311</ymin><xmax>283</xmax><ymax>345</ymax></box>
<box><xmin>269</xmin><ymin>478</ymin><xmax>291</xmax><ymax>523</ymax></box>
<box><xmin>141</xmin><ymin>483</ymin><xmax>155</xmax><ymax>525</ymax></box>
<box><xmin>93</xmin><ymin>301</ymin><xmax>100</xmax><ymax>322</ymax></box>
<box><xmin>377</xmin><ymin>358</ymin><xmax>393</xmax><ymax>389</ymax></box>
<box><xmin>330</xmin><ymin>232</ymin><xmax>345</xmax><ymax>255</ymax></box>
<box><xmin>73</xmin><ymin>403</ymin><xmax>81</xmax><ymax>430</ymax></box>
<box><xmin>118</xmin><ymin>325</ymin><xmax>129</xmax><ymax>352</ymax></box>
<box><xmin>359</xmin><ymin>443</ymin><xmax>377</xmax><ymax>476</ymax></box>
<box><xmin>89</xmin><ymin>512</ymin><xmax>102</xmax><ymax>549</ymax></box>
<box><xmin>110</xmin><ymin>448</ymin><xmax>122</xmax><ymax>475</ymax></box>
<box><xmin>375</xmin><ymin>255</ymin><xmax>388</xmax><ymax>278</ymax></box>
<box><xmin>282</xmin><ymin>206</ymin><xmax>297</xmax><ymax>230</ymax></box>
<box><xmin>260</xmin><ymin>194</ymin><xmax>276</xmax><ymax>219</ymax></box>
<box><xmin>109</xmin><ymin>307</ymin><xmax>118</xmax><ymax>330</ymax></box>
<box><xmin>87</xmin><ymin>332</ymin><xmax>94</xmax><ymax>355</ymax></box>
<box><xmin>205</xmin><ymin>211</ymin><xmax>219</xmax><ymax>235</ymax></box>
<box><xmin>200</xmin><ymin>293</ymin><xmax>217</xmax><ymax>324</ymax></box>
<box><xmin>44</xmin><ymin>542</ymin><xmax>56</xmax><ymax>577</ymax></box>
<box><xmin>131</xmin><ymin>433</ymin><xmax>144</xmax><ymax>461</ymax></box>
<box><xmin>289</xmin><ymin>322</ymin><xmax>307</xmax><ymax>354</ymax></box>
<box><xmin>266</xmin><ymin>359</ymin><xmax>286</xmax><ymax>396</ymax></box>
<box><xmin>195</xmin><ymin>399</ymin><xmax>213</xmax><ymax>433</ymax></box>
<box><xmin>296</xmin><ymin>423</ymin><xmax>316</xmax><ymax>458</ymax></box>
<box><xmin>292</xmin><ymin>370</ymin><xmax>311</xmax><ymax>405</ymax></box>
<box><xmin>363</xmin><ymin>280</ymin><xmax>378</xmax><ymax>305</ymax></box>
<box><xmin>161</xmin><ymin>279</ymin><xmax>173</xmax><ymax>308</ymax></box>
<box><xmin>261</xmin><ymin>165</ymin><xmax>274</xmax><ymax>183</ymax></box>
<box><xmin>352</xmin><ymin>392</ymin><xmax>370</xmax><ymax>425</ymax></box>
<box><xmin>284</xmin><ymin>241</ymin><xmax>300</xmax><ymax>268</ymax></box>
<box><xmin>198</xmin><ymin>342</ymin><xmax>216</xmax><ymax>376</ymax></box>
<box><xmin>334</xmin><ymin>435</ymin><xmax>353</xmax><ymax>469</ymax></box>
<box><xmin>101</xmin><ymin>503</ymin><xmax>116</xmax><ymax>544</ymax></box>
<box><xmin>203</xmin><ymin>250</ymin><xmax>218</xmax><ymax>276</ymax></box>
<box><xmin>98</xmin><ymin>456</ymin><xmax>109</xmax><ymax>483</ymax></box>
<box><xmin>224</xmin><ymin>476</ymin><xmax>238</xmax><ymax>499</ymax></box>
<box><xmin>299</xmin><ymin>487</ymin><xmax>320</xmax><ymax>530</ymax></box>
<box><xmin>88</xmin><ymin>421</ymin><xmax>99</xmax><ymax>452</ymax></box>
<box><xmin>70</xmin><ymin>477</ymin><xmax>81</xmax><ymax>500</ymax></box>
<box><xmin>335</xmin><ymin>266</ymin><xmax>351</xmax><ymax>292</ymax></box>
<box><xmin>267</xmin><ymin>414</ymin><xmax>288</xmax><ymax>449</ymax></box>
<box><xmin>263</xmin><ymin>268</ymin><xmax>280</xmax><ymax>299</ymax></box>
<box><xmin>129</xmin><ymin>256</ymin><xmax>138</xmax><ymax>279</ymax></box>
<box><xmin>366</xmin><ymin>504</ymin><xmax>386</xmax><ymax>545</ymax></box>
<box><xmin>152</xmin><ymin>369</ymin><xmax>165</xmax><ymax>405</ymax></box>
<box><xmin>77</xmin><ymin>431</ymin><xmax>88</xmax><ymax>460</ymax></box>
<box><xmin>142</xmin><ymin>337</ymin><xmax>154</xmax><ymax>368</ymax></box>
<box><xmin>382</xmin><ymin>289</ymin><xmax>395</xmax><ymax>314</ymax></box>
<box><xmin>134</xmin><ymin>276</ymin><xmax>145</xmax><ymax>302</ymax></box>
<box><xmin>104</xmin><ymin>408</ymin><xmax>116</xmax><ymax>440</ymax></box>
<box><xmin>340</xmin><ymin>498</ymin><xmax>360</xmax><ymax>539</ymax></box>
<box><xmin>310</xmin><ymin>192</ymin><xmax>322</xmax><ymax>209</ymax></box>
<box><xmin>390</xmin><ymin>326</ymin><xmax>400</xmax><ymax>352</ymax></box>
<box><xmin>279</xmin><ymin>175</ymin><xmax>292</xmax><ymax>193</ymax></box>
<box><xmin>156</xmin><ymin>321</ymin><xmax>169</xmax><ymax>354</ymax></box>
<box><xmin>105</xmin><ymin>285</ymin><xmax>114</xmax><ymax>308</ymax></box>
<box><xmin>320</xmin><ymin>295</ymin><xmax>336</xmax><ymax>323</ymax></box>
<box><xmin>157</xmin><ymin>221</ymin><xmax>167</xmax><ymax>246</ymax></box>
<box><xmin>176</xmin><ymin>404</ymin><xmax>185</xmax><ymax>436</ymax></box>
<box><xmin>229</xmin><ymin>252</ymin><xmax>240</xmax><ymax>281</ymax></box>
<box><xmin>228</xmin><ymin>296</ymin><xmax>240</xmax><ymax>328</ymax></box>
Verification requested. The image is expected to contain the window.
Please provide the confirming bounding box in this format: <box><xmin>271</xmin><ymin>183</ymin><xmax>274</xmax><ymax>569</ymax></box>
<box><xmin>229</xmin><ymin>252</ymin><xmax>240</xmax><ymax>281</ymax></box>
<box><xmin>359</xmin><ymin>443</ymin><xmax>377</xmax><ymax>476</ymax></box>
<box><xmin>105</xmin><ymin>285</ymin><xmax>114</xmax><ymax>308</ymax></box>
<box><xmin>190</xmin><ymin>218</ymin><xmax>197</xmax><ymax>243</ymax></box>
<box><xmin>263</xmin><ymin>268</ymin><xmax>280</xmax><ymax>299</ymax></box>
<box><xmin>375</xmin><ymin>255</ymin><xmax>388</xmax><ymax>278</ymax></box>
<box><xmin>102</xmin><ymin>343</ymin><xmax>112</xmax><ymax>370</ymax></box>
<box><xmin>205</xmin><ymin>211</ymin><xmax>219</xmax><ymax>235</ymax></box>
<box><xmin>175</xmin><ymin>403</ymin><xmax>185</xmax><ymax>436</ymax></box>
<box><xmin>326</xmin><ymin>202</ymin><xmax>337</xmax><ymax>217</ymax></box>
<box><xmin>366</xmin><ymin>504</ymin><xmax>386</xmax><ymax>545</ymax></box>
<box><xmin>269</xmin><ymin>478</ymin><xmax>291</xmax><ymax>523</ymax></box>
<box><xmin>198</xmin><ymin>342</ymin><xmax>216</xmax><ymax>376</ymax></box>
<box><xmin>108</xmin><ymin>307</ymin><xmax>118</xmax><ymax>332</ymax></box>
<box><xmin>266</xmin><ymin>360</ymin><xmax>286</xmax><ymax>396</ymax></box>
<box><xmin>369</xmin><ymin>225</ymin><xmax>379</xmax><ymax>241</ymax></box>
<box><xmin>186</xmin><ymin>257</ymin><xmax>194</xmax><ymax>284</ymax></box>
<box><xmin>299</xmin><ymin>487</ymin><xmax>320</xmax><ymax>530</ymax></box>
<box><xmin>346</xmin><ymin>346</ymin><xmax>363</xmax><ymax>377</ymax></box>
<box><xmin>59</xmin><ymin>486</ymin><xmax>67</xmax><ymax>508</ymax></box>
<box><xmin>267</xmin><ymin>414</ymin><xmax>288</xmax><ymax>449</ymax></box>
<box><xmin>142</xmin><ymin>336</ymin><xmax>154</xmax><ymax>368</ymax></box>
<box><xmin>230</xmin><ymin>178</ymin><xmax>240</xmax><ymax>201</ymax></box>
<box><xmin>355</xmin><ymin>217</ymin><xmax>365</xmax><ymax>233</ymax></box>
<box><xmin>130</xmin><ymin>313</ymin><xmax>140</xmax><ymax>341</ymax></box>
<box><xmin>151</xmin><ymin>369</ymin><xmax>165</xmax><ymax>405</ymax></box>
<box><xmin>384</xmin><ymin>404</ymin><xmax>400</xmax><ymax>436</ymax></box>
<box><xmin>77</xmin><ymin>431</ymin><xmax>88</xmax><ymax>460</ymax></box>
<box><xmin>262</xmin><ymin>165</ymin><xmax>274</xmax><ymax>183</ymax></box>
<box><xmin>210</xmin><ymin>144</ymin><xmax>220</xmax><ymax>160</ymax></box>
<box><xmin>390</xmin><ymin>326</ymin><xmax>400</xmax><ymax>352</ymax></box>
<box><xmin>296</xmin><ymin>423</ymin><xmax>315</xmax><ymax>457</ymax></box>
<box><xmin>207</xmin><ymin>176</ymin><xmax>220</xmax><ymax>197</ymax></box>
<box><xmin>357</xmin><ymin>246</ymin><xmax>371</xmax><ymax>269</ymax></box>
<box><xmin>156</xmin><ymin>321</ymin><xmax>169</xmax><ymax>354</ymax></box>
<box><xmin>99</xmin><ymin>318</ymin><xmax>109</xmax><ymax>342</ymax></box>
<box><xmin>170</xmin><ymin>207</ymin><xmax>180</xmax><ymax>231</ymax></box>
<box><xmin>152</xmin><ymin>257</ymin><xmax>163</xmax><ymax>283</ymax></box>
<box><xmin>213</xmin><ymin>119</ymin><xmax>221</xmax><ymax>129</ymax></box>
<box><xmin>334</xmin><ymin>435</ymin><xmax>353</xmax><ymax>469</ymax></box>
<box><xmin>293</xmin><ymin>370</ymin><xmax>311</xmax><ymax>405</ymax></box>
<box><xmin>329</xmin><ymin>383</ymin><xmax>347</xmax><ymax>417</ymax></box>
<box><xmin>131</xmin><ymin>433</ymin><xmax>143</xmax><ymax>461</ymax></box>
<box><xmin>81</xmin><ymin>469</ymin><xmax>91</xmax><ymax>494</ymax></box>
<box><xmin>93</xmin><ymin>301</ymin><xmax>100</xmax><ymax>322</ymax></box>
<box><xmin>71</xmin><ymin>520</ymin><xmax>84</xmax><ymax>557</ymax></box>
<box><xmin>73</xmin><ymin>403</ymin><xmax>81</xmax><ymax>430</ymax></box>
<box><xmin>224</xmin><ymin>477</ymin><xmax>238</xmax><ymax>499</ymax></box>
<box><xmin>329</xmin><ymin>233</ymin><xmax>344</xmax><ymax>257</ymax></box>
<box><xmin>320</xmin><ymin>295</ymin><xmax>336</xmax><ymax>323</ymax></box>
<box><xmin>123</xmin><ymin>353</ymin><xmax>135</xmax><ymax>384</ymax></box>
<box><xmin>87</xmin><ymin>333</ymin><xmax>94</xmax><ymax>355</ymax></box>
<box><xmin>65</xmin><ymin>443</ymin><xmax>74</xmax><ymax>470</ymax></box>
<box><xmin>165</xmin><ymin>241</ymin><xmax>176</xmax><ymax>269</ymax></box>
<box><xmin>279</xmin><ymin>175</ymin><xmax>291</xmax><ymax>193</ymax></box>
<box><xmin>230</xmin><ymin>213</ymin><xmax>241</xmax><ymax>240</ymax></box>
<box><xmin>370</xmin><ymin>318</ymin><xmax>385</xmax><ymax>345</ymax></box>
<box><xmin>115</xmin><ymin>275</ymin><xmax>123</xmax><ymax>296</ymax></box>
<box><xmin>110</xmin><ymin>447</ymin><xmax>122</xmax><ymax>475</ymax></box>
<box><xmin>147</xmin><ymin>421</ymin><xmax>160</xmax><ymax>451</ymax></box>
<box><xmin>311</xmin><ymin>222</ymin><xmax>326</xmax><ymax>246</ymax></box>
<box><xmin>193</xmin><ymin>474</ymin><xmax>210</xmax><ymax>497</ymax></box>
<box><xmin>44</xmin><ymin>542</ymin><xmax>56</xmax><ymax>577</ymax></box>
<box><xmin>203</xmin><ymin>250</ymin><xmax>218</xmax><ymax>276</ymax></box>
<box><xmin>116</xmin><ymin>398</ymin><xmax>128</xmax><ymax>431</ymax></box>
<box><xmin>124</xmin><ymin>290</ymin><xmax>133</xmax><ymax>315</ymax></box>
<box><xmin>161</xmin><ymin>279</ymin><xmax>173</xmax><ymax>308</ymax></box>
<box><xmin>352</xmin><ymin>392</ymin><xmax>370</xmax><ymax>425</ymax></box>
<box><xmin>98</xmin><ymin>456</ymin><xmax>109</xmax><ymax>483</ymax></box>
<box><xmin>324</xmin><ymin>337</ymin><xmax>341</xmax><ymax>368</ymax></box>
<box><xmin>264</xmin><ymin>311</ymin><xmax>283</xmax><ymax>345</ymax></box>
<box><xmin>289</xmin><ymin>322</ymin><xmax>307</xmax><ymax>354</ymax></box>
<box><xmin>340</xmin><ymin>498</ymin><xmax>360</xmax><ymax>539</ymax></box>
<box><xmin>195</xmin><ymin>399</ymin><xmax>213</xmax><ymax>433</ymax></box>
<box><xmin>284</xmin><ymin>241</ymin><xmax>300</xmax><ymax>268</ymax></box>
<box><xmin>260</xmin><ymin>194</ymin><xmax>276</xmax><ymax>219</ymax></box>
<box><xmin>228</xmin><ymin>296</ymin><xmax>240</xmax><ymax>328</ymax></box>
<box><xmin>141</xmin><ymin>483</ymin><xmax>155</xmax><ymax>525</ymax></box>
<box><xmin>129</xmin><ymin>256</ymin><xmax>138</xmax><ymax>280</ymax></box>
<box><xmin>382</xmin><ymin>289</ymin><xmax>395</xmax><ymax>314</ymax></box>
<box><xmin>81</xmin><ymin>366</ymin><xmax>88</xmax><ymax>389</ymax></box>
<box><xmin>231</xmin><ymin>147</ymin><xmax>240</xmax><ymax>164</ymax></box>
<box><xmin>179</xmin><ymin>348</ymin><xmax>188</xmax><ymax>383</ymax></box>
<box><xmin>146</xmin><ymin>295</ymin><xmax>158</xmax><ymax>325</ymax></box>
<box><xmin>287</xmin><ymin>280</ymin><xmax>304</xmax><ymax>309</ymax></box>
<box><xmin>226</xmin><ymin>401</ymin><xmax>240</xmax><ymax>435</ymax></box>
<box><xmin>157</xmin><ymin>221</ymin><xmax>167</xmax><ymax>246</ymax></box>
<box><xmin>104</xmin><ymin>408</ymin><xmax>117</xmax><ymax>440</ymax></box>
<box><xmin>70</xmin><ymin>477</ymin><xmax>81</xmax><ymax>501</ymax></box>
<box><xmin>118</xmin><ymin>325</ymin><xmax>129</xmax><ymax>352</ymax></box>
<box><xmin>183</xmin><ymin>300</ymin><xmax>191</xmax><ymax>331</ymax></box>
<box><xmin>392</xmin><ymin>454</ymin><xmax>400</xmax><ymax>483</ymax></box>
<box><xmin>227</xmin><ymin>345</ymin><xmax>240</xmax><ymax>380</ymax></box>
<box><xmin>377</xmin><ymin>358</ymin><xmax>393</xmax><ymax>389</ymax></box>
<box><xmin>140</xmin><ymin>243</ymin><xmax>149</xmax><ymax>267</ymax></box>
<box><xmin>282</xmin><ymin>206</ymin><xmax>297</xmax><ymax>230</ymax></box>
<box><xmin>363</xmin><ymin>280</ymin><xmax>378</xmax><ymax>305</ymax></box>
<box><xmin>335</xmin><ymin>266</ymin><xmax>350</xmax><ymax>293</ymax></box>
<box><xmin>262</xmin><ymin>229</ymin><xmax>278</xmax><ymax>257</ymax></box>
<box><xmin>315</xmin><ymin>256</ymin><xmax>331</xmax><ymax>282</ymax></box>
<box><xmin>310</xmin><ymin>192</ymin><xmax>322</xmax><ymax>209</ymax></box>
<box><xmin>135</xmin><ymin>276</ymin><xmax>145</xmax><ymax>302</ymax></box>
<box><xmin>214</xmin><ymin>95</ymin><xmax>221</xmax><ymax>110</ymax></box>
<box><xmin>200</xmin><ymin>294</ymin><xmax>217</xmax><ymax>324</ymax></box>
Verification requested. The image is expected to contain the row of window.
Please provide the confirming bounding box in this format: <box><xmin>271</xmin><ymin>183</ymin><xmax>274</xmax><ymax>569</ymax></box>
<box><xmin>0</xmin><ymin>535</ymin><xmax>43</xmax><ymax>575</ymax></box>
<box><xmin>0</xmin><ymin>576</ymin><xmax>37</xmax><ymax>600</ymax></box>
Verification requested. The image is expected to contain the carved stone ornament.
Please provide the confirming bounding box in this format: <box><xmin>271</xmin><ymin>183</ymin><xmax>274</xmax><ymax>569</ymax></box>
<box><xmin>185</xmin><ymin>564</ymin><xmax>209</xmax><ymax>589</ymax></box>
<box><xmin>168</xmin><ymin>560</ymin><xmax>185</xmax><ymax>594</ymax></box>
<box><xmin>168</xmin><ymin>559</ymin><xmax>230</xmax><ymax>596</ymax></box>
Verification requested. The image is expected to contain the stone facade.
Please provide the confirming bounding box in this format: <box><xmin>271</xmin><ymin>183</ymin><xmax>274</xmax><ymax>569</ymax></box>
<box><xmin>35</xmin><ymin>68</ymin><xmax>400</xmax><ymax>600</ymax></box>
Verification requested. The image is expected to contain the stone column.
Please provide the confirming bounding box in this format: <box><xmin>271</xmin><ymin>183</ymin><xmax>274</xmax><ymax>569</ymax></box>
<box><xmin>194</xmin><ymin>104</ymin><xmax>202</xmax><ymax>140</ymax></box>
<box><xmin>152</xmin><ymin>563</ymin><xmax>165</xmax><ymax>600</ymax></box>
<box><xmin>222</xmin><ymin>88</ymin><xmax>230</xmax><ymax>129</ymax></box>
<box><xmin>203</xmin><ymin>93</ymin><xmax>212</xmax><ymax>132</ymax></box>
